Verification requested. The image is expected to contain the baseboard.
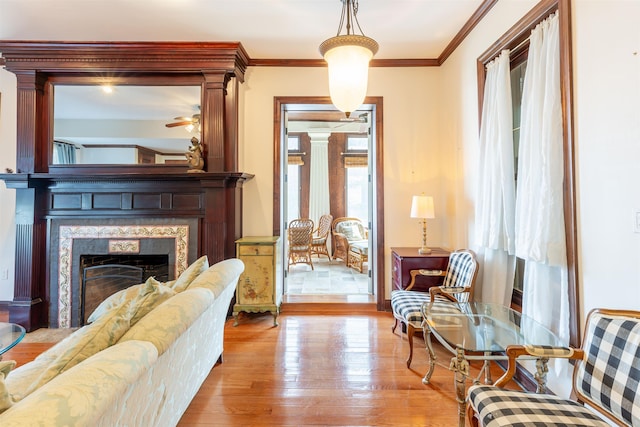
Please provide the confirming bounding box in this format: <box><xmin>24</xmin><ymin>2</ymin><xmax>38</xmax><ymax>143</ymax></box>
<box><xmin>281</xmin><ymin>302</ymin><xmax>377</xmax><ymax>314</ymax></box>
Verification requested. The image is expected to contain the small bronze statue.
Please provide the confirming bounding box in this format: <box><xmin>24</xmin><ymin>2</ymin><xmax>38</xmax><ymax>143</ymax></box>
<box><xmin>185</xmin><ymin>137</ymin><xmax>204</xmax><ymax>173</ymax></box>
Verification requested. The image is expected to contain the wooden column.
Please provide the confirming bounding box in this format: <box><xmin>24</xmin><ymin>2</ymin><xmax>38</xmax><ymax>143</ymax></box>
<box><xmin>9</xmin><ymin>73</ymin><xmax>49</xmax><ymax>330</ymax></box>
<box><xmin>8</xmin><ymin>179</ymin><xmax>48</xmax><ymax>331</ymax></box>
<box><xmin>202</xmin><ymin>73</ymin><xmax>230</xmax><ymax>172</ymax></box>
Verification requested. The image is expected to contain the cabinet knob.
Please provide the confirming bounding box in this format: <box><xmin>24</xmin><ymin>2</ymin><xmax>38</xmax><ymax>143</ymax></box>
<box><xmin>254</xmin><ymin>248</ymin><xmax>259</xmax><ymax>255</ymax></box>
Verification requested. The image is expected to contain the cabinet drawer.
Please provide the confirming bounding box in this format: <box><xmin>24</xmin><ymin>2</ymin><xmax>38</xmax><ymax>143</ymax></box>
<box><xmin>238</xmin><ymin>244</ymin><xmax>274</xmax><ymax>256</ymax></box>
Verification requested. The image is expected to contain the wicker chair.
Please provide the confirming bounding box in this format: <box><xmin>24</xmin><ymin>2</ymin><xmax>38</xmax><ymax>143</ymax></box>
<box><xmin>310</xmin><ymin>214</ymin><xmax>333</xmax><ymax>260</ymax></box>
<box><xmin>331</xmin><ymin>217</ymin><xmax>369</xmax><ymax>273</ymax></box>
<box><xmin>287</xmin><ymin>218</ymin><xmax>314</xmax><ymax>271</ymax></box>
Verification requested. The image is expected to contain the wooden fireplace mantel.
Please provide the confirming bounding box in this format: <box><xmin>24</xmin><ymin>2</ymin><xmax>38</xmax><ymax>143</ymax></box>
<box><xmin>0</xmin><ymin>41</ymin><xmax>253</xmax><ymax>330</ymax></box>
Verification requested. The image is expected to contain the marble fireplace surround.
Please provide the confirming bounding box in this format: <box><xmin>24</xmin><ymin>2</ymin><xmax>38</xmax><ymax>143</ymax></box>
<box><xmin>50</xmin><ymin>218</ymin><xmax>198</xmax><ymax>328</ymax></box>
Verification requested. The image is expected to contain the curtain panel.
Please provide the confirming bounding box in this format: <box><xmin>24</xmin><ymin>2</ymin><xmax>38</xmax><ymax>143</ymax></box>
<box><xmin>475</xmin><ymin>50</ymin><xmax>517</xmax><ymax>306</ymax></box>
<box><xmin>514</xmin><ymin>12</ymin><xmax>569</xmax><ymax>345</ymax></box>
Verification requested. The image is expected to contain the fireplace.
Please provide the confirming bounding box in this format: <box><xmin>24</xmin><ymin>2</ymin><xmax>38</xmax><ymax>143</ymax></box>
<box><xmin>49</xmin><ymin>218</ymin><xmax>197</xmax><ymax>328</ymax></box>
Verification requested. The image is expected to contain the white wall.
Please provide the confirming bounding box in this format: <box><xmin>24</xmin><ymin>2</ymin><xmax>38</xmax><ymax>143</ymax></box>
<box><xmin>573</xmin><ymin>0</ymin><xmax>640</xmax><ymax>315</ymax></box>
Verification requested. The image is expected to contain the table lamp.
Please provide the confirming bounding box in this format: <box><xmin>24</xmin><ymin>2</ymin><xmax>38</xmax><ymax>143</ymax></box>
<box><xmin>410</xmin><ymin>194</ymin><xmax>435</xmax><ymax>254</ymax></box>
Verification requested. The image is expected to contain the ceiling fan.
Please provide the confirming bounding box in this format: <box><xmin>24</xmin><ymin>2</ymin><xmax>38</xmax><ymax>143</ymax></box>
<box><xmin>165</xmin><ymin>113</ymin><xmax>201</xmax><ymax>129</ymax></box>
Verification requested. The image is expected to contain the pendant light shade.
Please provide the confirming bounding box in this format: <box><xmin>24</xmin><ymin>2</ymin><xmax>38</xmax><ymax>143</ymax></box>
<box><xmin>319</xmin><ymin>0</ymin><xmax>378</xmax><ymax>117</ymax></box>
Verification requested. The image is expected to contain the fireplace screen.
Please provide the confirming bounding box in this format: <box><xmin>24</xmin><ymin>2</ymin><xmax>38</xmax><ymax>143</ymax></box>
<box><xmin>80</xmin><ymin>254</ymin><xmax>169</xmax><ymax>325</ymax></box>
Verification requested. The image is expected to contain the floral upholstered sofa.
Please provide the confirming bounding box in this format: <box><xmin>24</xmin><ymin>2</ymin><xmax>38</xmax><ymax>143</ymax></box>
<box><xmin>0</xmin><ymin>256</ymin><xmax>244</xmax><ymax>426</ymax></box>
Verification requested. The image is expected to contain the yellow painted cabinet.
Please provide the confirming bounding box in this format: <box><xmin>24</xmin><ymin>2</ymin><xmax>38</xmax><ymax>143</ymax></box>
<box><xmin>233</xmin><ymin>236</ymin><xmax>282</xmax><ymax>326</ymax></box>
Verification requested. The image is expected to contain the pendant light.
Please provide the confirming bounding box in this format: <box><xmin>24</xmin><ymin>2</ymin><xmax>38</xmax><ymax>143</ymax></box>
<box><xmin>319</xmin><ymin>0</ymin><xmax>378</xmax><ymax>117</ymax></box>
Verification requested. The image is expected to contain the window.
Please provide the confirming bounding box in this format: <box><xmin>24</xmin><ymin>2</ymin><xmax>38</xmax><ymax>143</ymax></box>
<box><xmin>344</xmin><ymin>135</ymin><xmax>369</xmax><ymax>221</ymax></box>
<box><xmin>477</xmin><ymin>0</ymin><xmax>579</xmax><ymax>346</ymax></box>
<box><xmin>287</xmin><ymin>135</ymin><xmax>302</xmax><ymax>222</ymax></box>
<box><xmin>346</xmin><ymin>167</ymin><xmax>368</xmax><ymax>220</ymax></box>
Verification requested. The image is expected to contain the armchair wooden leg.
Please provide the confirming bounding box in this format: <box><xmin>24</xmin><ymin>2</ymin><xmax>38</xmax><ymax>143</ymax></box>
<box><xmin>406</xmin><ymin>323</ymin><xmax>415</xmax><ymax>368</ymax></box>
<box><xmin>392</xmin><ymin>318</ymin><xmax>399</xmax><ymax>334</ymax></box>
<box><xmin>467</xmin><ymin>402</ymin><xmax>480</xmax><ymax>427</ymax></box>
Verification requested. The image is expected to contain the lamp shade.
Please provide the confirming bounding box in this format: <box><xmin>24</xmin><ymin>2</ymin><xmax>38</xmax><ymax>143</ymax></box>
<box><xmin>321</xmin><ymin>35</ymin><xmax>377</xmax><ymax>115</ymax></box>
<box><xmin>410</xmin><ymin>195</ymin><xmax>435</xmax><ymax>219</ymax></box>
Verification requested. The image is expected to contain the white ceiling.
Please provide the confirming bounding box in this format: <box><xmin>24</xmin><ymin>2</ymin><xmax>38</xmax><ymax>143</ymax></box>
<box><xmin>0</xmin><ymin>0</ymin><xmax>484</xmax><ymax>60</ymax></box>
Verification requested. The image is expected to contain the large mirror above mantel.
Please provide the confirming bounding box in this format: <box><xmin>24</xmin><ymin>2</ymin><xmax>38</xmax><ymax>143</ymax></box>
<box><xmin>53</xmin><ymin>84</ymin><xmax>201</xmax><ymax>165</ymax></box>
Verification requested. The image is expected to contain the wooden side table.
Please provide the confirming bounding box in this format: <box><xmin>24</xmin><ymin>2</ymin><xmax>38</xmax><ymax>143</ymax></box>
<box><xmin>233</xmin><ymin>236</ymin><xmax>282</xmax><ymax>326</ymax></box>
<box><xmin>391</xmin><ymin>247</ymin><xmax>450</xmax><ymax>293</ymax></box>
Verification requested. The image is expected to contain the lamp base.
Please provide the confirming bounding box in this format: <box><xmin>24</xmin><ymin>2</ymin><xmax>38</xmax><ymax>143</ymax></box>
<box><xmin>418</xmin><ymin>247</ymin><xmax>432</xmax><ymax>255</ymax></box>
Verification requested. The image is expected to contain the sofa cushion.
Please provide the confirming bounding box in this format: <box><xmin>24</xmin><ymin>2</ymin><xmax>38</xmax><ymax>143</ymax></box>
<box><xmin>169</xmin><ymin>255</ymin><xmax>209</xmax><ymax>292</ymax></box>
<box><xmin>87</xmin><ymin>276</ymin><xmax>175</xmax><ymax>325</ymax></box>
<box><xmin>0</xmin><ymin>361</ymin><xmax>17</xmax><ymax>413</ymax></box>
<box><xmin>1</xmin><ymin>341</ymin><xmax>158</xmax><ymax>427</ymax></box>
<box><xmin>336</xmin><ymin>221</ymin><xmax>366</xmax><ymax>241</ymax></box>
<box><xmin>187</xmin><ymin>258</ymin><xmax>246</xmax><ymax>298</ymax></box>
<box><xmin>119</xmin><ymin>288</ymin><xmax>214</xmax><ymax>356</ymax></box>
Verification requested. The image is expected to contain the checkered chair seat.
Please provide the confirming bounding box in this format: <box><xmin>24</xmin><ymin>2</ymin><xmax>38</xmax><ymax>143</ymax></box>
<box><xmin>391</xmin><ymin>290</ymin><xmax>431</xmax><ymax>328</ymax></box>
<box><xmin>468</xmin><ymin>385</ymin><xmax>611</xmax><ymax>427</ymax></box>
<box><xmin>391</xmin><ymin>290</ymin><xmax>461</xmax><ymax>328</ymax></box>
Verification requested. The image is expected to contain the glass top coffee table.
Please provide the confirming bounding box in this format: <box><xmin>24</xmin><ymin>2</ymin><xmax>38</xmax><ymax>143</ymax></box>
<box><xmin>0</xmin><ymin>322</ymin><xmax>26</xmax><ymax>359</ymax></box>
<box><xmin>420</xmin><ymin>300</ymin><xmax>562</xmax><ymax>427</ymax></box>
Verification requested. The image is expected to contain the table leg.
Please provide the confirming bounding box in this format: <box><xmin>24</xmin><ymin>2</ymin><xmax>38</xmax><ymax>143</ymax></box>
<box><xmin>421</xmin><ymin>320</ymin><xmax>437</xmax><ymax>385</ymax></box>
<box><xmin>534</xmin><ymin>357</ymin><xmax>549</xmax><ymax>393</ymax></box>
<box><xmin>449</xmin><ymin>346</ymin><xmax>470</xmax><ymax>427</ymax></box>
<box><xmin>483</xmin><ymin>352</ymin><xmax>492</xmax><ymax>384</ymax></box>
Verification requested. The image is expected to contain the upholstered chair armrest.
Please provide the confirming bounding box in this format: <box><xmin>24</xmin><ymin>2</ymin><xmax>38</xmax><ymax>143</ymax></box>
<box><xmin>493</xmin><ymin>344</ymin><xmax>585</xmax><ymax>388</ymax></box>
<box><xmin>406</xmin><ymin>269</ymin><xmax>446</xmax><ymax>291</ymax></box>
<box><xmin>428</xmin><ymin>285</ymin><xmax>460</xmax><ymax>302</ymax></box>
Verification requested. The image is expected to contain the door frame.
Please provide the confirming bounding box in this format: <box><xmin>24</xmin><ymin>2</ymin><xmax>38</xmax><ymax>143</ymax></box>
<box><xmin>273</xmin><ymin>96</ymin><xmax>385</xmax><ymax>310</ymax></box>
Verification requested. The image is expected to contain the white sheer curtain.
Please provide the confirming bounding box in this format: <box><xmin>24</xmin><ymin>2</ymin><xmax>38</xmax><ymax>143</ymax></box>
<box><xmin>52</xmin><ymin>141</ymin><xmax>77</xmax><ymax>164</ymax></box>
<box><xmin>308</xmin><ymin>132</ymin><xmax>331</xmax><ymax>226</ymax></box>
<box><xmin>514</xmin><ymin>12</ymin><xmax>569</xmax><ymax>345</ymax></box>
<box><xmin>475</xmin><ymin>50</ymin><xmax>517</xmax><ymax>306</ymax></box>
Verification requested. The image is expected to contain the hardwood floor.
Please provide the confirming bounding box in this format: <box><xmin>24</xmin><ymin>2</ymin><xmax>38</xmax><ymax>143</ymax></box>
<box><xmin>3</xmin><ymin>308</ymin><xmax>506</xmax><ymax>426</ymax></box>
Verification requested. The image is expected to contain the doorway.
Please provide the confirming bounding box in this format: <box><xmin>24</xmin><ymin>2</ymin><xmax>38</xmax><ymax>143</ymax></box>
<box><xmin>273</xmin><ymin>97</ymin><xmax>386</xmax><ymax>310</ymax></box>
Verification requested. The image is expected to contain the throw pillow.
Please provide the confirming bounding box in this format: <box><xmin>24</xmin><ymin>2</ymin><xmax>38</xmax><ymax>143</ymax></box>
<box><xmin>169</xmin><ymin>255</ymin><xmax>209</xmax><ymax>292</ymax></box>
<box><xmin>24</xmin><ymin>295</ymin><xmax>139</xmax><ymax>396</ymax></box>
<box><xmin>349</xmin><ymin>224</ymin><xmax>364</xmax><ymax>241</ymax></box>
<box><xmin>0</xmin><ymin>360</ymin><xmax>17</xmax><ymax>413</ymax></box>
<box><xmin>87</xmin><ymin>276</ymin><xmax>174</xmax><ymax>325</ymax></box>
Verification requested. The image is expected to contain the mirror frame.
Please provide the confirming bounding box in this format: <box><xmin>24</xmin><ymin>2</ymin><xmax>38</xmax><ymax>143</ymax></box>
<box><xmin>0</xmin><ymin>41</ymin><xmax>249</xmax><ymax>174</ymax></box>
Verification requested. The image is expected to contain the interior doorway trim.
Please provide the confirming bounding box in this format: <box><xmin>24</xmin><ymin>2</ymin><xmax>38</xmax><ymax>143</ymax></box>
<box><xmin>273</xmin><ymin>96</ymin><xmax>385</xmax><ymax>311</ymax></box>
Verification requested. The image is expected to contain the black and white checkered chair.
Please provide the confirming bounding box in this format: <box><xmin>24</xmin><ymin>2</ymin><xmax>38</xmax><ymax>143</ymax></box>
<box><xmin>390</xmin><ymin>249</ymin><xmax>478</xmax><ymax>368</ymax></box>
<box><xmin>468</xmin><ymin>308</ymin><xmax>640</xmax><ymax>427</ymax></box>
